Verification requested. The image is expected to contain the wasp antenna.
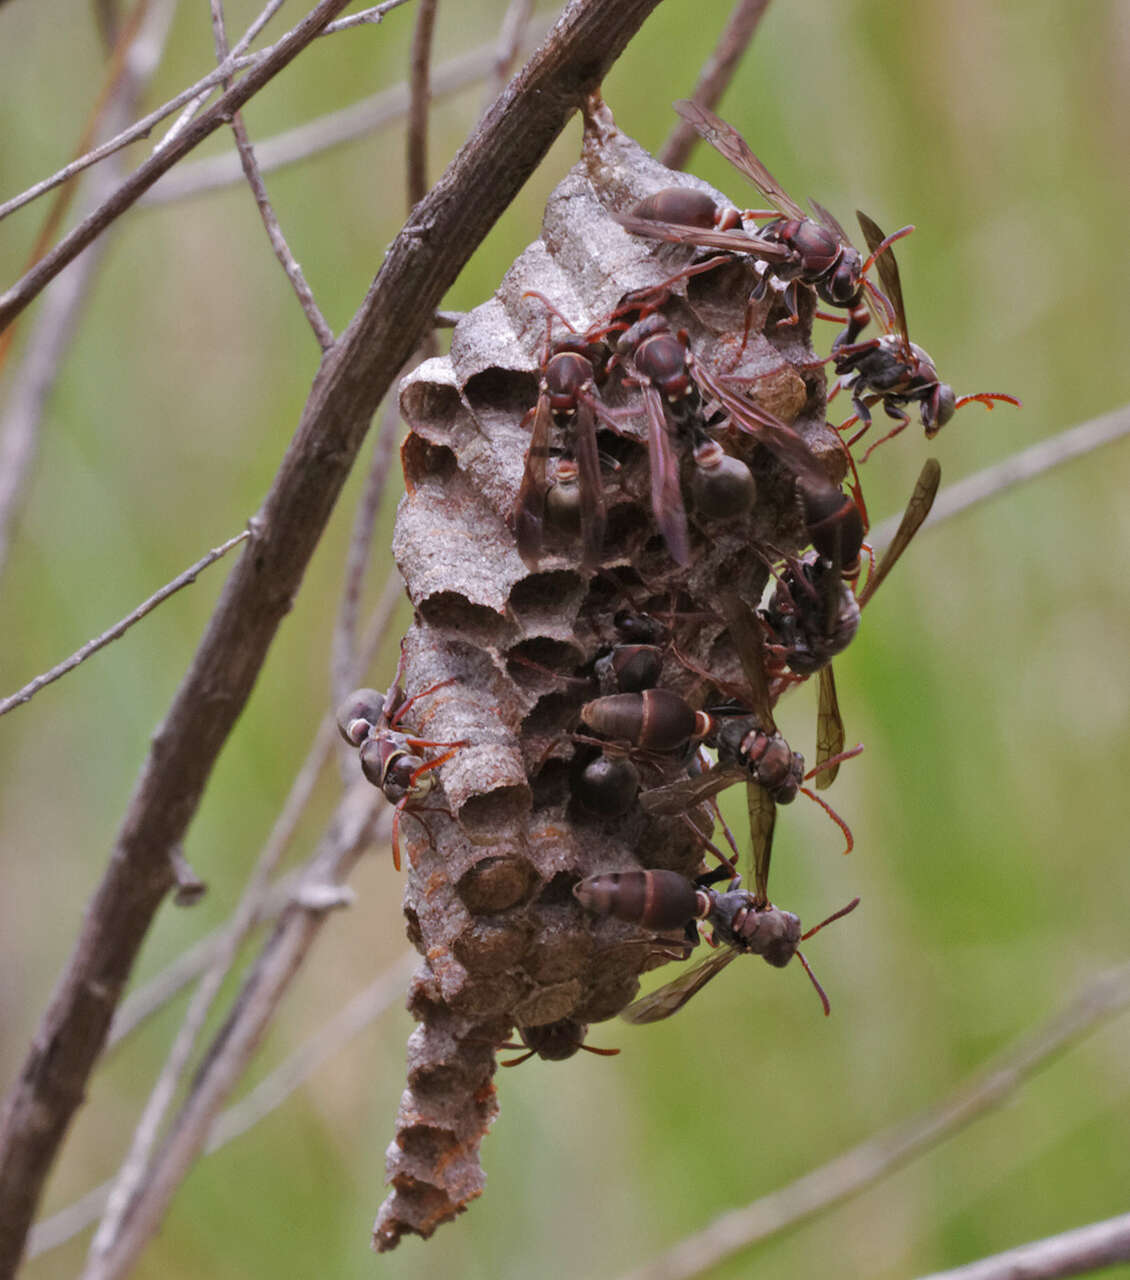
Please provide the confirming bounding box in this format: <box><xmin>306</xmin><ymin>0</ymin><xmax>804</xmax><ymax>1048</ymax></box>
<box><xmin>796</xmin><ymin>950</ymin><xmax>831</xmax><ymax>1016</ymax></box>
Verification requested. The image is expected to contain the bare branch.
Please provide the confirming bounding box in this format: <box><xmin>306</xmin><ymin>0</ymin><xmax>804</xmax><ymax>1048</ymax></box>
<box><xmin>406</xmin><ymin>0</ymin><xmax>438</xmax><ymax>208</ymax></box>
<box><xmin>0</xmin><ymin>529</ymin><xmax>250</xmax><ymax>719</ymax></box>
<box><xmin>81</xmin><ymin>783</ymin><xmax>384</xmax><ymax>1279</ymax></box>
<box><xmin>870</xmin><ymin>403</ymin><xmax>1130</xmax><ymax>554</ymax></box>
<box><xmin>0</xmin><ymin>6</ymin><xmax>671</xmax><ymax>1266</ymax></box>
<box><xmin>616</xmin><ymin>961</ymin><xmax>1130</xmax><ymax>1280</ymax></box>
<box><xmin>658</xmin><ymin>0</ymin><xmax>772</xmax><ymax>169</ymax></box>
<box><xmin>138</xmin><ymin>22</ymin><xmax>553</xmax><ymax>207</ymax></box>
<box><xmin>28</xmin><ymin>946</ymin><xmax>414</xmax><ymax>1260</ymax></box>
<box><xmin>331</xmin><ymin>394</ymin><xmax>408</xmax><ymax>708</ymax></box>
<box><xmin>0</xmin><ymin>0</ymin><xmax>356</xmax><ymax>332</ymax></box>
<box><xmin>208</xmin><ymin>0</ymin><xmax>334</xmax><ymax>349</ymax></box>
<box><xmin>480</xmin><ymin>0</ymin><xmax>534</xmax><ymax>116</ymax></box>
<box><xmin>0</xmin><ymin>0</ymin><xmax>176</xmax><ymax>581</ymax></box>
<box><xmin>915</xmin><ymin>1211</ymin><xmax>1130</xmax><ymax>1280</ymax></box>
<box><xmin>322</xmin><ymin>0</ymin><xmax>415</xmax><ymax>35</ymax></box>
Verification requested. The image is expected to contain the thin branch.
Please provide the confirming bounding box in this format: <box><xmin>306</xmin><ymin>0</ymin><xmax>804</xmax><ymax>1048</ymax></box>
<box><xmin>0</xmin><ymin>6</ymin><xmax>669</xmax><ymax>1268</ymax></box>
<box><xmin>209</xmin><ymin>0</ymin><xmax>334</xmax><ymax>349</ymax></box>
<box><xmin>109</xmin><ymin>576</ymin><xmax>403</xmax><ymax>1057</ymax></box>
<box><xmin>406</xmin><ymin>0</ymin><xmax>438</xmax><ymax>209</ymax></box>
<box><xmin>323</xmin><ymin>0</ymin><xmax>415</xmax><ymax>36</ymax></box>
<box><xmin>331</xmin><ymin>388</ymin><xmax>408</xmax><ymax>706</ymax></box>
<box><xmin>91</xmin><ymin>567</ymin><xmax>404</xmax><ymax>1256</ymax></box>
<box><xmin>658</xmin><ymin>0</ymin><xmax>772</xmax><ymax>170</ymax></box>
<box><xmin>870</xmin><ymin>403</ymin><xmax>1130</xmax><ymax>554</ymax></box>
<box><xmin>28</xmin><ymin>946</ymin><xmax>415</xmax><ymax>1260</ymax></box>
<box><xmin>0</xmin><ymin>530</ymin><xmax>250</xmax><ymax>719</ymax></box>
<box><xmin>480</xmin><ymin>0</ymin><xmax>534</xmax><ymax>116</ymax></box>
<box><xmin>615</xmin><ymin>961</ymin><xmax>1130</xmax><ymax>1280</ymax></box>
<box><xmin>916</xmin><ymin>1211</ymin><xmax>1130</xmax><ymax>1280</ymax></box>
<box><xmin>106</xmin><ymin>873</ymin><xmax>301</xmax><ymax>1050</ymax></box>
<box><xmin>137</xmin><ymin>22</ymin><xmax>553</xmax><ymax>206</ymax></box>
<box><xmin>0</xmin><ymin>0</ymin><xmax>177</xmax><ymax>581</ymax></box>
<box><xmin>0</xmin><ymin>0</ymin><xmax>356</xmax><ymax>332</ymax></box>
<box><xmin>81</xmin><ymin>783</ymin><xmax>385</xmax><ymax>1280</ymax></box>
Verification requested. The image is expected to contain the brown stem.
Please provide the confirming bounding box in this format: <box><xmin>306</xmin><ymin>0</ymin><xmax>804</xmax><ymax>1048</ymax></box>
<box><xmin>0</xmin><ymin>2</ymin><xmax>667</xmax><ymax>1271</ymax></box>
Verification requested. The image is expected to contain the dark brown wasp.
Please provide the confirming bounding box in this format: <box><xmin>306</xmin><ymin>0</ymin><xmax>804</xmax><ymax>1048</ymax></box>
<box><xmin>609</xmin><ymin>310</ymin><xmax>755</xmax><ymax>565</ymax></box>
<box><xmin>511</xmin><ymin>293</ymin><xmax>627</xmax><ymax>572</ymax></box>
<box><xmin>640</xmin><ymin>593</ymin><xmax>859</xmax><ymax>907</ymax></box>
<box><xmin>618</xmin><ymin>102</ymin><xmax>909</xmax><ymax>348</ymax></box>
<box><xmin>336</xmin><ymin>653</ymin><xmax>468</xmax><ymax>872</ymax></box>
<box><xmin>494</xmin><ymin>1019</ymin><xmax>620</xmax><ymax>1067</ymax></box>
<box><xmin>769</xmin><ymin>458</ymin><xmax>942</xmax><ymax>788</ymax></box>
<box><xmin>574</xmin><ymin>867</ymin><xmax>860</xmax><ymax>1019</ymax></box>
<box><xmin>833</xmin><ymin>213</ymin><xmax>1020</xmax><ymax>462</ymax></box>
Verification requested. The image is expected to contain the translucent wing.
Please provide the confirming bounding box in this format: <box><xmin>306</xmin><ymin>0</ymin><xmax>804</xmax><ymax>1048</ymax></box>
<box><xmin>613</xmin><ymin>212</ymin><xmax>791</xmax><ymax>261</ymax></box>
<box><xmin>808</xmin><ymin>197</ymin><xmax>853</xmax><ymax>245</ymax></box>
<box><xmin>641</xmin><ymin>383</ymin><xmax>690</xmax><ymax>566</ymax></box>
<box><xmin>857</xmin><ymin>210</ymin><xmax>910</xmax><ymax>351</ymax></box>
<box><xmin>858</xmin><ymin>458</ymin><xmax>941</xmax><ymax>607</ymax></box>
<box><xmin>513</xmin><ymin>395</ymin><xmax>552</xmax><ymax>569</ymax></box>
<box><xmin>673</xmin><ymin>100</ymin><xmax>808</xmax><ymax>222</ymax></box>
<box><xmin>572</xmin><ymin>398</ymin><xmax>606</xmax><ymax>572</ymax></box>
<box><xmin>639</xmin><ymin>763</ymin><xmax>747</xmax><ymax>816</ymax></box>
<box><xmin>719</xmin><ymin>592</ymin><xmax>774</xmax><ymax>731</ymax></box>
<box><xmin>620</xmin><ymin>945</ymin><xmax>738</xmax><ymax>1023</ymax></box>
<box><xmin>692</xmin><ymin>363</ymin><xmax>829</xmax><ymax>492</ymax></box>
<box><xmin>747</xmin><ymin>778</ymin><xmax>776</xmax><ymax>906</ymax></box>
<box><xmin>814</xmin><ymin>665</ymin><xmax>845</xmax><ymax>790</ymax></box>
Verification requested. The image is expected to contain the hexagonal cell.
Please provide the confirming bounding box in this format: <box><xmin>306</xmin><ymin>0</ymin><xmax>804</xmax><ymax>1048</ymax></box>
<box><xmin>574</xmin><ymin>970</ymin><xmax>644</xmax><ymax>1022</ymax></box>
<box><xmin>511</xmin><ymin>980</ymin><xmax>583</xmax><ymax>1028</ymax></box>
<box><xmin>507</xmin><ymin>568</ymin><xmax>586</xmax><ymax>617</ymax></box>
<box><xmin>455</xmin><ymin>854</ymin><xmax>538</xmax><ymax>914</ymax></box>
<box><xmin>416</xmin><ymin>593</ymin><xmax>508</xmax><ymax>645</ymax></box>
<box><xmin>400</xmin><ymin>375</ymin><xmax>463</xmax><ymax>437</ymax></box>
<box><xmin>521</xmin><ymin>921</ymin><xmax>593</xmax><ymax>983</ymax></box>
<box><xmin>402</xmin><ymin>434</ymin><xmax>458</xmax><ymax>489</ymax></box>
<box><xmin>456</xmin><ymin>785</ymin><xmax>533</xmax><ymax>846</ymax></box>
<box><xmin>463</xmin><ymin>366</ymin><xmax>538</xmax><ymax>430</ymax></box>
<box><xmin>446</xmin><ymin>970</ymin><xmax>529</xmax><ymax>1018</ymax></box>
<box><xmin>452</xmin><ymin>916</ymin><xmax>533</xmax><ymax>975</ymax></box>
<box><xmin>506</xmin><ymin>636</ymin><xmax>587</xmax><ymax>678</ymax></box>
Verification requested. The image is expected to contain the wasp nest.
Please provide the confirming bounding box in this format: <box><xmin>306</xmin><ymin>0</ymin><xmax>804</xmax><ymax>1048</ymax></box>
<box><xmin>371</xmin><ymin>100</ymin><xmax>845</xmax><ymax>1251</ymax></box>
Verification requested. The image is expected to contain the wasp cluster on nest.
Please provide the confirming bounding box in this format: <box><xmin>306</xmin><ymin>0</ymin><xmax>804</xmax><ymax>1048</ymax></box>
<box><xmin>352</xmin><ymin>97</ymin><xmax>960</xmax><ymax>1250</ymax></box>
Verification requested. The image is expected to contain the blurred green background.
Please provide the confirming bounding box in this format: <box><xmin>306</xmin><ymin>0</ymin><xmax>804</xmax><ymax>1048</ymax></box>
<box><xmin>2</xmin><ymin>1</ymin><xmax>1129</xmax><ymax>1277</ymax></box>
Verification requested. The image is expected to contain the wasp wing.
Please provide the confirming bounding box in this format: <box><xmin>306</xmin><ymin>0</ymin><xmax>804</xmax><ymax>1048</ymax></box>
<box><xmin>639</xmin><ymin>764</ymin><xmax>747</xmax><ymax>816</ymax></box>
<box><xmin>747</xmin><ymin>778</ymin><xmax>777</xmax><ymax>905</ymax></box>
<box><xmin>857</xmin><ymin>210</ymin><xmax>911</xmax><ymax>352</ymax></box>
<box><xmin>613</xmin><ymin>212</ymin><xmax>791</xmax><ymax>261</ymax></box>
<box><xmin>858</xmin><ymin>458</ymin><xmax>941</xmax><ymax>607</ymax></box>
<box><xmin>513</xmin><ymin>395</ymin><xmax>552</xmax><ymax>569</ymax></box>
<box><xmin>719</xmin><ymin>591</ymin><xmax>774</xmax><ymax>732</ymax></box>
<box><xmin>673</xmin><ymin>100</ymin><xmax>808</xmax><ymax>223</ymax></box>
<box><xmin>641</xmin><ymin>383</ymin><xmax>690</xmax><ymax>566</ymax></box>
<box><xmin>814</xmin><ymin>664</ymin><xmax>846</xmax><ymax>790</ymax></box>
<box><xmin>620</xmin><ymin>945</ymin><xmax>739</xmax><ymax>1024</ymax></box>
<box><xmin>572</xmin><ymin>397</ymin><xmax>606</xmax><ymax>572</ymax></box>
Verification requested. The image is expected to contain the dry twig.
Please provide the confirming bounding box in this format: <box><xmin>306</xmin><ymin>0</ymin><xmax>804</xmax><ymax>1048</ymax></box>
<box><xmin>615</xmin><ymin>962</ymin><xmax>1130</xmax><ymax>1280</ymax></box>
<box><xmin>916</xmin><ymin>1211</ymin><xmax>1130</xmax><ymax>1280</ymax></box>
<box><xmin>0</xmin><ymin>5</ymin><xmax>668</xmax><ymax>1269</ymax></box>
<box><xmin>658</xmin><ymin>0</ymin><xmax>773</xmax><ymax>170</ymax></box>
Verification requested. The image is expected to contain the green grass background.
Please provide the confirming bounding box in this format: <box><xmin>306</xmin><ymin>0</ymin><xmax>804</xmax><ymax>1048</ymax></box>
<box><xmin>2</xmin><ymin>1</ymin><xmax>1129</xmax><ymax>1277</ymax></box>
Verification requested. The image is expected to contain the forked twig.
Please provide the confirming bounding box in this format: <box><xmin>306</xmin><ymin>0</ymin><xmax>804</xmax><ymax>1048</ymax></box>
<box><xmin>0</xmin><ymin>9</ymin><xmax>665</xmax><ymax>1266</ymax></box>
<box><xmin>208</xmin><ymin>0</ymin><xmax>334</xmax><ymax>348</ymax></box>
<box><xmin>28</xmin><ymin>944</ymin><xmax>413</xmax><ymax>1260</ymax></box>
<box><xmin>615</xmin><ymin>962</ymin><xmax>1130</xmax><ymax>1280</ymax></box>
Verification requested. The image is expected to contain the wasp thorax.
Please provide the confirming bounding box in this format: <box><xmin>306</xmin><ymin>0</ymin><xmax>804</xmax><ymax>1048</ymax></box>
<box><xmin>336</xmin><ymin>688</ymin><xmax>385</xmax><ymax>746</ymax></box>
